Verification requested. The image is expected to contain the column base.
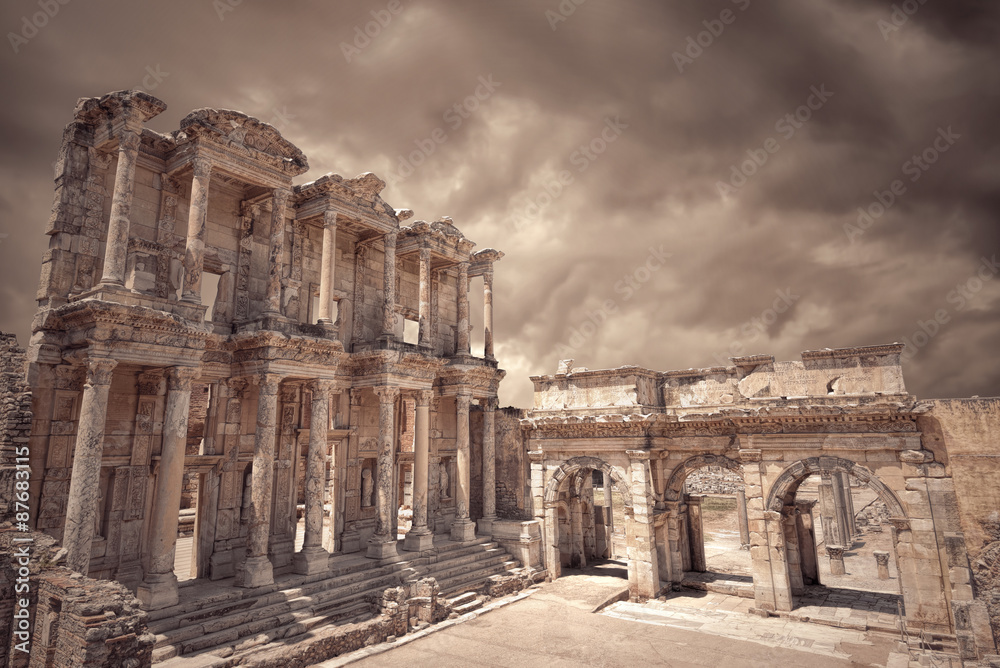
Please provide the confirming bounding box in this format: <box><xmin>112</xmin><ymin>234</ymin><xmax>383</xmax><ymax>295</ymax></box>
<box><xmin>366</xmin><ymin>537</ymin><xmax>398</xmax><ymax>560</ymax></box>
<box><xmin>451</xmin><ymin>519</ymin><xmax>477</xmax><ymax>543</ymax></box>
<box><xmin>137</xmin><ymin>572</ymin><xmax>179</xmax><ymax>610</ymax></box>
<box><xmin>293</xmin><ymin>546</ymin><xmax>330</xmax><ymax>575</ymax></box>
<box><xmin>237</xmin><ymin>555</ymin><xmax>274</xmax><ymax>588</ymax></box>
<box><xmin>477</xmin><ymin>517</ymin><xmax>496</xmax><ymax>537</ymax></box>
<box><xmin>403</xmin><ymin>530</ymin><xmax>435</xmax><ymax>552</ymax></box>
<box><xmin>341</xmin><ymin>530</ymin><xmax>361</xmax><ymax>554</ymax></box>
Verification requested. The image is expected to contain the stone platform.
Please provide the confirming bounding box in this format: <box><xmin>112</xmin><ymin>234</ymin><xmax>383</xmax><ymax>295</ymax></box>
<box><xmin>152</xmin><ymin>536</ymin><xmax>521</xmax><ymax>665</ymax></box>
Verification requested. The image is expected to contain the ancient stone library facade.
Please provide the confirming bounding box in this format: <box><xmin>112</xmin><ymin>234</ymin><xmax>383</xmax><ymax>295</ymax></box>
<box><xmin>0</xmin><ymin>89</ymin><xmax>998</xmax><ymax>666</ymax></box>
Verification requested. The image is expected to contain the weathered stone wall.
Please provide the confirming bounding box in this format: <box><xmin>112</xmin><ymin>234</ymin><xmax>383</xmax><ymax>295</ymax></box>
<box><xmin>927</xmin><ymin>398</ymin><xmax>1000</xmax><ymax>651</ymax></box>
<box><xmin>495</xmin><ymin>407</ymin><xmax>529</xmax><ymax>520</ymax></box>
<box><xmin>0</xmin><ymin>333</ymin><xmax>31</xmax><ymax>525</ymax></box>
<box><xmin>684</xmin><ymin>466</ymin><xmax>744</xmax><ymax>495</ymax></box>
<box><xmin>0</xmin><ymin>524</ymin><xmax>153</xmax><ymax>668</ymax></box>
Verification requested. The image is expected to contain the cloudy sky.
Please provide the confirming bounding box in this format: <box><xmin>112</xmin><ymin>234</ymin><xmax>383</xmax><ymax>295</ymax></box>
<box><xmin>0</xmin><ymin>0</ymin><xmax>997</xmax><ymax>407</ymax></box>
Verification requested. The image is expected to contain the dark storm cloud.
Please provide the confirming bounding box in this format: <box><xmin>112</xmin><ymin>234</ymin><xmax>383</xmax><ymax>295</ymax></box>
<box><xmin>0</xmin><ymin>0</ymin><xmax>997</xmax><ymax>406</ymax></box>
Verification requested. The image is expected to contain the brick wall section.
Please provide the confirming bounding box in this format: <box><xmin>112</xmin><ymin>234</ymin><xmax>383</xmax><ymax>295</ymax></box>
<box><xmin>0</xmin><ymin>333</ymin><xmax>32</xmax><ymax>524</ymax></box>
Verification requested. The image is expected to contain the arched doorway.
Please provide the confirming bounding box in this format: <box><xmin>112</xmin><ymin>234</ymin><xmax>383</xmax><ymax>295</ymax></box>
<box><xmin>661</xmin><ymin>455</ymin><xmax>750</xmax><ymax>591</ymax></box>
<box><xmin>761</xmin><ymin>456</ymin><xmax>943</xmax><ymax>631</ymax></box>
<box><xmin>541</xmin><ymin>456</ymin><xmax>634</xmax><ymax>582</ymax></box>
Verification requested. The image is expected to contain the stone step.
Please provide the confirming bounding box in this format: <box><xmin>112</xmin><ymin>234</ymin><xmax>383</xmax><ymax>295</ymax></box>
<box><xmin>447</xmin><ymin>591</ymin><xmax>478</xmax><ymax>607</ymax></box>
<box><xmin>452</xmin><ymin>597</ymin><xmax>484</xmax><ymax>615</ymax></box>
<box><xmin>155</xmin><ymin>599</ymin><xmax>375</xmax><ymax>666</ymax></box>
<box><xmin>438</xmin><ymin>560</ymin><xmax>519</xmax><ymax>597</ymax></box>
<box><xmin>149</xmin><ymin>562</ymin><xmax>402</xmax><ymax>636</ymax></box>
<box><xmin>153</xmin><ymin>569</ymin><xmax>400</xmax><ymax>653</ymax></box>
<box><xmin>151</xmin><ymin>539</ymin><xmax>523</xmax><ymax>665</ymax></box>
<box><xmin>421</xmin><ymin>554</ymin><xmax>511</xmax><ymax>583</ymax></box>
<box><xmin>420</xmin><ymin>546</ymin><xmax>506</xmax><ymax>570</ymax></box>
<box><xmin>404</xmin><ymin>540</ymin><xmax>499</xmax><ymax>567</ymax></box>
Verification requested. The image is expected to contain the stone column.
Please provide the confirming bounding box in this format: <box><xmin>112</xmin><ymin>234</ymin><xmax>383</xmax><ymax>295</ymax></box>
<box><xmin>404</xmin><ymin>390</ymin><xmax>434</xmax><ymax>552</ymax></box>
<box><xmin>418</xmin><ymin>247</ymin><xmax>431</xmax><ymax>346</ymax></box>
<box><xmin>98</xmin><ymin>128</ymin><xmax>142</xmax><ymax>287</ymax></box>
<box><xmin>317</xmin><ymin>210</ymin><xmax>338</xmax><ymax>324</ymax></box>
<box><xmin>818</xmin><ymin>474</ymin><xmax>846</xmax><ymax>548</ymax></box>
<box><xmin>263</xmin><ymin>189</ymin><xmax>291</xmax><ymax>316</ymax></box>
<box><xmin>795</xmin><ymin>499</ymin><xmax>819</xmax><ymax>585</ymax></box>
<box><xmin>368</xmin><ymin>386</ymin><xmax>399</xmax><ymax>559</ymax></box>
<box><xmin>478</xmin><ymin>397</ymin><xmax>498</xmax><ymax>535</ymax></box>
<box><xmin>451</xmin><ymin>392</ymin><xmax>476</xmax><ymax>542</ymax></box>
<box><xmin>180</xmin><ymin>156</ymin><xmax>212</xmax><ymax>303</ymax></box>
<box><xmin>138</xmin><ymin>366</ymin><xmax>198</xmax><ymax>609</ymax></box>
<box><xmin>874</xmin><ymin>550</ymin><xmax>890</xmax><ymax>580</ymax></box>
<box><xmin>295</xmin><ymin>380</ymin><xmax>333</xmax><ymax>574</ymax></box>
<box><xmin>736</xmin><ymin>489</ymin><xmax>750</xmax><ymax>549</ymax></box>
<box><xmin>826</xmin><ymin>545</ymin><xmax>846</xmax><ymax>576</ymax></box>
<box><xmin>626</xmin><ymin>450</ymin><xmax>660</xmax><ymax>599</ymax></box>
<box><xmin>837</xmin><ymin>471</ymin><xmax>857</xmax><ymax>541</ymax></box>
<box><xmin>687</xmin><ymin>495</ymin><xmax>706</xmax><ymax>572</ymax></box>
<box><xmin>381</xmin><ymin>231</ymin><xmax>398</xmax><ymax>338</ymax></box>
<box><xmin>456</xmin><ymin>261</ymin><xmax>470</xmax><ymax>354</ymax></box>
<box><xmin>483</xmin><ymin>266</ymin><xmax>495</xmax><ymax>358</ymax></box>
<box><xmin>603</xmin><ymin>471</ymin><xmax>614</xmax><ymax>534</ymax></box>
<box><xmin>570</xmin><ymin>492</ymin><xmax>585</xmax><ymax>568</ymax></box>
<box><xmin>831</xmin><ymin>472</ymin><xmax>852</xmax><ymax>548</ymax></box>
<box><xmin>62</xmin><ymin>358</ymin><xmax>117</xmax><ymax>575</ymax></box>
<box><xmin>238</xmin><ymin>373</ymin><xmax>281</xmax><ymax>587</ymax></box>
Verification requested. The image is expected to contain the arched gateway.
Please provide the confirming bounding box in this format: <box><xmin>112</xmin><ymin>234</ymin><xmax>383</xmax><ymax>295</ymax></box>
<box><xmin>522</xmin><ymin>348</ymin><xmax>997</xmax><ymax>658</ymax></box>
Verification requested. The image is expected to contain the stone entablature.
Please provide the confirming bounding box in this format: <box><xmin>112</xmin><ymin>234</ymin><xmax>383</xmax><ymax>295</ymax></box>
<box><xmin>530</xmin><ymin>344</ymin><xmax>910</xmax><ymax>416</ymax></box>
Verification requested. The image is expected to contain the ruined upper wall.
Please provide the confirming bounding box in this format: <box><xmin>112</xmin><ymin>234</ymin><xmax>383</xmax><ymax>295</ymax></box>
<box><xmin>34</xmin><ymin>90</ymin><xmax>499</xmax><ymax>357</ymax></box>
<box><xmin>530</xmin><ymin>344</ymin><xmax>909</xmax><ymax>414</ymax></box>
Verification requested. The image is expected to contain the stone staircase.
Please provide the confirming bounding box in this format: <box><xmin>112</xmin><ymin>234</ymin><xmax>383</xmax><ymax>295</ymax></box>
<box><xmin>152</xmin><ymin>537</ymin><xmax>519</xmax><ymax>666</ymax></box>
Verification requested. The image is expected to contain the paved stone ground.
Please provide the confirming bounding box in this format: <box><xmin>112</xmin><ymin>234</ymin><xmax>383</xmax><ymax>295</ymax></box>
<box><xmin>330</xmin><ymin>563</ymin><xmax>897</xmax><ymax>667</ymax></box>
<box><xmin>666</xmin><ymin>586</ymin><xmax>902</xmax><ymax>634</ymax></box>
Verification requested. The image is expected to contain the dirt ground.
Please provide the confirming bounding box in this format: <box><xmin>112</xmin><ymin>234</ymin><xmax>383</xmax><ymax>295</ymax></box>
<box><xmin>702</xmin><ymin>496</ymin><xmax>752</xmax><ymax>575</ymax></box>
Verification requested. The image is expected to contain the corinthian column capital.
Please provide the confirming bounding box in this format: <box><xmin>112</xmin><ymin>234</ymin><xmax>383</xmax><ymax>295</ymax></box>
<box><xmin>166</xmin><ymin>366</ymin><xmax>200</xmax><ymax>392</ymax></box>
<box><xmin>84</xmin><ymin>358</ymin><xmax>118</xmax><ymax>387</ymax></box>
<box><xmin>373</xmin><ymin>386</ymin><xmax>400</xmax><ymax>404</ymax></box>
